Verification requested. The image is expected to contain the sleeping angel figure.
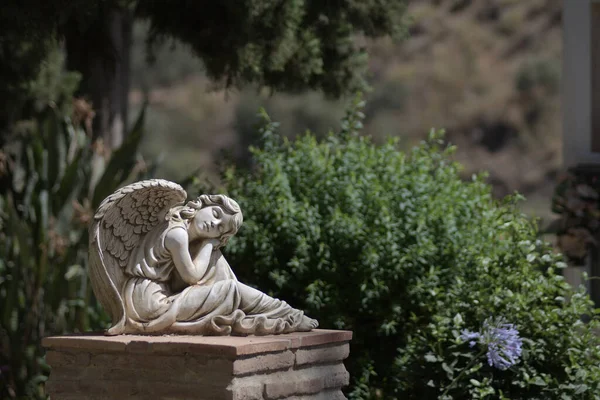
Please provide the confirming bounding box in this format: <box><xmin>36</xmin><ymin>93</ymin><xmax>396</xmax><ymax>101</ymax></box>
<box><xmin>89</xmin><ymin>179</ymin><xmax>318</xmax><ymax>335</ymax></box>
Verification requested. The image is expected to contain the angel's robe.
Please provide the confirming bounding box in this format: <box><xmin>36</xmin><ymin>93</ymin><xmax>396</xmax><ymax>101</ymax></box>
<box><xmin>119</xmin><ymin>220</ymin><xmax>306</xmax><ymax>335</ymax></box>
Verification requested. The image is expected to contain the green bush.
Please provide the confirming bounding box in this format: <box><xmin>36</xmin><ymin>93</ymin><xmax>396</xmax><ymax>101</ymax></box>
<box><xmin>223</xmin><ymin>98</ymin><xmax>600</xmax><ymax>399</ymax></box>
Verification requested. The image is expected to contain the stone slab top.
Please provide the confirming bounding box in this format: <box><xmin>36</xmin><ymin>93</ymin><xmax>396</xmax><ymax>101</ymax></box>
<box><xmin>42</xmin><ymin>329</ymin><xmax>352</xmax><ymax>358</ymax></box>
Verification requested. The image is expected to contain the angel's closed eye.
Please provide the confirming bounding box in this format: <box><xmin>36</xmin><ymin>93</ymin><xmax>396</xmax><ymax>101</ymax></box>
<box><xmin>212</xmin><ymin>208</ymin><xmax>223</xmax><ymax>219</ymax></box>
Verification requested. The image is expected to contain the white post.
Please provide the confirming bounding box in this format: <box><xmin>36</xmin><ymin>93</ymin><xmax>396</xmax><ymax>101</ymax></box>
<box><xmin>563</xmin><ymin>0</ymin><xmax>600</xmax><ymax>167</ymax></box>
<box><xmin>562</xmin><ymin>0</ymin><xmax>600</xmax><ymax>306</ymax></box>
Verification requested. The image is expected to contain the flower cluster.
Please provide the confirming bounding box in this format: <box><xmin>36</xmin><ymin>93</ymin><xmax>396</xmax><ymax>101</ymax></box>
<box><xmin>460</xmin><ymin>317</ymin><xmax>523</xmax><ymax>370</ymax></box>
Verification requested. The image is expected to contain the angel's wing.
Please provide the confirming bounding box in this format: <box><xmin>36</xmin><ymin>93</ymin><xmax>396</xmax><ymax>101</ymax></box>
<box><xmin>88</xmin><ymin>179</ymin><xmax>187</xmax><ymax>335</ymax></box>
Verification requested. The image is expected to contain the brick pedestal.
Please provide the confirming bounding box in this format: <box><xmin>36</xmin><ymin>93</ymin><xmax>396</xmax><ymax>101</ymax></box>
<box><xmin>42</xmin><ymin>329</ymin><xmax>352</xmax><ymax>400</ymax></box>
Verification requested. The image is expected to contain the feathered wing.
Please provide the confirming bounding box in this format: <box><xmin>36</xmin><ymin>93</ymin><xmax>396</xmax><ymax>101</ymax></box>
<box><xmin>88</xmin><ymin>179</ymin><xmax>187</xmax><ymax>335</ymax></box>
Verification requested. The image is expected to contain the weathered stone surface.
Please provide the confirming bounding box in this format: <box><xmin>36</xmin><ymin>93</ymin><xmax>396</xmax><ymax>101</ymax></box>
<box><xmin>233</xmin><ymin>350</ymin><xmax>295</xmax><ymax>375</ymax></box>
<box><xmin>48</xmin><ymin>379</ymin><xmax>227</xmax><ymax>400</ymax></box>
<box><xmin>227</xmin><ymin>383</ymin><xmax>264</xmax><ymax>400</ymax></box>
<box><xmin>285</xmin><ymin>389</ymin><xmax>347</xmax><ymax>400</ymax></box>
<box><xmin>44</xmin><ymin>330</ymin><xmax>353</xmax><ymax>400</ymax></box>
<box><xmin>260</xmin><ymin>364</ymin><xmax>349</xmax><ymax>399</ymax></box>
<box><xmin>42</xmin><ymin>329</ymin><xmax>350</xmax><ymax>357</ymax></box>
<box><xmin>292</xmin><ymin>331</ymin><xmax>352</xmax><ymax>348</ymax></box>
<box><xmin>295</xmin><ymin>344</ymin><xmax>350</xmax><ymax>366</ymax></box>
<box><xmin>45</xmin><ymin>350</ymin><xmax>91</xmax><ymax>367</ymax></box>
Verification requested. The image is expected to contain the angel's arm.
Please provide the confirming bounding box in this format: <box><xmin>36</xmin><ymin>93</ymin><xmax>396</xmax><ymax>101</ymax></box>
<box><xmin>213</xmin><ymin>250</ymin><xmax>238</xmax><ymax>281</ymax></box>
<box><xmin>165</xmin><ymin>227</ymin><xmax>214</xmax><ymax>285</ymax></box>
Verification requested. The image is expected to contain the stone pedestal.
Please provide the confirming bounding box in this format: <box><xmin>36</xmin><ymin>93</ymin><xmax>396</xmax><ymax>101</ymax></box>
<box><xmin>42</xmin><ymin>329</ymin><xmax>352</xmax><ymax>400</ymax></box>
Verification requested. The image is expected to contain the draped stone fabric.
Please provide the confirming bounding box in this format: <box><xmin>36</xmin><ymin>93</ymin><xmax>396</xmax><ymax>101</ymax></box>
<box><xmin>121</xmin><ymin>220</ymin><xmax>306</xmax><ymax>335</ymax></box>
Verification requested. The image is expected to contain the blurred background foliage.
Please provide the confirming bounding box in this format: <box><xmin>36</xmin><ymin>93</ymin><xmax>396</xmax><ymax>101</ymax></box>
<box><xmin>133</xmin><ymin>0</ymin><xmax>561</xmax><ymax>223</ymax></box>
<box><xmin>0</xmin><ymin>50</ymin><xmax>153</xmax><ymax>399</ymax></box>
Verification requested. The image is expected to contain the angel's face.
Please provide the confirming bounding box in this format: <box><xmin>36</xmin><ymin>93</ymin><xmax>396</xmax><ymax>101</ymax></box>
<box><xmin>191</xmin><ymin>206</ymin><xmax>233</xmax><ymax>240</ymax></box>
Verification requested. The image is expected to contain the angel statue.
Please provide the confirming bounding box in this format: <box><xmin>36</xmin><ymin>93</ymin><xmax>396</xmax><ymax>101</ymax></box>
<box><xmin>89</xmin><ymin>179</ymin><xmax>318</xmax><ymax>336</ymax></box>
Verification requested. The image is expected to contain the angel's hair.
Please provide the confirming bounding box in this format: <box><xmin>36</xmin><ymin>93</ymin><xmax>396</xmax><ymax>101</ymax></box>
<box><xmin>168</xmin><ymin>194</ymin><xmax>243</xmax><ymax>247</ymax></box>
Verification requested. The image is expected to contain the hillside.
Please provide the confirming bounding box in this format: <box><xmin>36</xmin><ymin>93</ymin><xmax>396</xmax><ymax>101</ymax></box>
<box><xmin>131</xmin><ymin>0</ymin><xmax>563</xmax><ymax>220</ymax></box>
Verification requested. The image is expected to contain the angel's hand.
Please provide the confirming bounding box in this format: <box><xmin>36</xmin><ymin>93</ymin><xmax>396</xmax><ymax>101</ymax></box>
<box><xmin>202</xmin><ymin>238</ymin><xmax>221</xmax><ymax>250</ymax></box>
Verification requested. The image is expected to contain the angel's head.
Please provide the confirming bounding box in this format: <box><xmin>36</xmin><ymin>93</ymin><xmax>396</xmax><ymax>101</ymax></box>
<box><xmin>168</xmin><ymin>194</ymin><xmax>243</xmax><ymax>247</ymax></box>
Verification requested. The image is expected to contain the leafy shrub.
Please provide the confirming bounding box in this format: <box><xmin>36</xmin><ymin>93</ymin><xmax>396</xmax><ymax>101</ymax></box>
<box><xmin>223</xmin><ymin>97</ymin><xmax>600</xmax><ymax>399</ymax></box>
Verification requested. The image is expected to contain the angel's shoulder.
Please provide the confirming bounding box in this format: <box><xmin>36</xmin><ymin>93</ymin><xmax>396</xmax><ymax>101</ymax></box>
<box><xmin>164</xmin><ymin>225</ymin><xmax>189</xmax><ymax>250</ymax></box>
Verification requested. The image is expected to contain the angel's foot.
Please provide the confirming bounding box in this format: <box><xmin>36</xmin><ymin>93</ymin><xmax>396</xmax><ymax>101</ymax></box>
<box><xmin>297</xmin><ymin>315</ymin><xmax>319</xmax><ymax>331</ymax></box>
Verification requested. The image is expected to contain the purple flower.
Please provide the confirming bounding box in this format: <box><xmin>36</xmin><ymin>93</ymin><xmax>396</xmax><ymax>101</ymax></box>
<box><xmin>460</xmin><ymin>317</ymin><xmax>523</xmax><ymax>370</ymax></box>
<box><xmin>459</xmin><ymin>330</ymin><xmax>480</xmax><ymax>348</ymax></box>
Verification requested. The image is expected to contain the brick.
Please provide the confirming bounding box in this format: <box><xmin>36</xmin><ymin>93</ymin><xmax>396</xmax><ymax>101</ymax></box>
<box><xmin>45</xmin><ymin>350</ymin><xmax>91</xmax><ymax>367</ymax></box>
<box><xmin>48</xmin><ymin>378</ymin><xmax>228</xmax><ymax>400</ymax></box>
<box><xmin>322</xmin><ymin>367</ymin><xmax>350</xmax><ymax>389</ymax></box>
<box><xmin>43</xmin><ymin>330</ymin><xmax>352</xmax><ymax>357</ymax></box>
<box><xmin>263</xmin><ymin>363</ymin><xmax>348</xmax><ymax>399</ymax></box>
<box><xmin>89</xmin><ymin>352</ymin><xmax>231</xmax><ymax>373</ymax></box>
<box><xmin>186</xmin><ymin>353</ymin><xmax>234</xmax><ymax>374</ymax></box>
<box><xmin>44</xmin><ymin>334</ymin><xmax>291</xmax><ymax>357</ymax></box>
<box><xmin>90</xmin><ymin>353</ymin><xmax>182</xmax><ymax>369</ymax></box>
<box><xmin>295</xmin><ymin>344</ymin><xmax>349</xmax><ymax>366</ymax></box>
<box><xmin>227</xmin><ymin>379</ymin><xmax>265</xmax><ymax>400</ymax></box>
<box><xmin>126</xmin><ymin>336</ymin><xmax>240</xmax><ymax>358</ymax></box>
<box><xmin>45</xmin><ymin>379</ymin><xmax>134</xmax><ymax>398</ymax></box>
<box><xmin>78</xmin><ymin>379</ymin><xmax>141</xmax><ymax>396</ymax></box>
<box><xmin>49</xmin><ymin>364</ymin><xmax>231</xmax><ymax>385</ymax></box>
<box><xmin>264</xmin><ymin>374</ymin><xmax>323</xmax><ymax>399</ymax></box>
<box><xmin>43</xmin><ymin>334</ymin><xmax>127</xmax><ymax>353</ymax></box>
<box><xmin>233</xmin><ymin>350</ymin><xmax>294</xmax><ymax>375</ymax></box>
<box><xmin>44</xmin><ymin>378</ymin><xmax>78</xmax><ymax>396</ymax></box>
<box><xmin>294</xmin><ymin>330</ymin><xmax>352</xmax><ymax>348</ymax></box>
<box><xmin>131</xmin><ymin>381</ymin><xmax>228</xmax><ymax>399</ymax></box>
<box><xmin>286</xmin><ymin>389</ymin><xmax>347</xmax><ymax>400</ymax></box>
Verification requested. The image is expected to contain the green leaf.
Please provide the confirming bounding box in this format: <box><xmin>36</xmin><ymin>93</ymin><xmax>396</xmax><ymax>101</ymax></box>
<box><xmin>442</xmin><ymin>362</ymin><xmax>454</xmax><ymax>376</ymax></box>
<box><xmin>573</xmin><ymin>384</ymin><xmax>588</xmax><ymax>395</ymax></box>
<box><xmin>53</xmin><ymin>149</ymin><xmax>84</xmax><ymax>213</ymax></box>
<box><xmin>453</xmin><ymin>313</ymin><xmax>463</xmax><ymax>326</ymax></box>
<box><xmin>64</xmin><ymin>265</ymin><xmax>84</xmax><ymax>281</ymax></box>
<box><xmin>43</xmin><ymin>108</ymin><xmax>66</xmax><ymax>189</ymax></box>
<box><xmin>530</xmin><ymin>377</ymin><xmax>547</xmax><ymax>386</ymax></box>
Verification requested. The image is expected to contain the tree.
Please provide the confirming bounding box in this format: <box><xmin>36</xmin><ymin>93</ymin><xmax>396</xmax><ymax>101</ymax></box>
<box><xmin>0</xmin><ymin>0</ymin><xmax>407</xmax><ymax>146</ymax></box>
<box><xmin>0</xmin><ymin>0</ymin><xmax>91</xmax><ymax>142</ymax></box>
